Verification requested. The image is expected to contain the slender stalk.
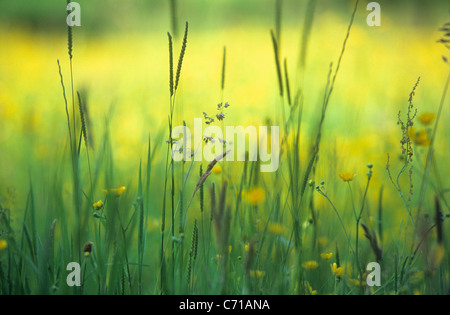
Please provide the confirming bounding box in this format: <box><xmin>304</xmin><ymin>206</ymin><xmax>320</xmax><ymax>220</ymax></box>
<box><xmin>316</xmin><ymin>187</ymin><xmax>355</xmax><ymax>255</ymax></box>
<box><xmin>416</xmin><ymin>68</ymin><xmax>450</xmax><ymax>218</ymax></box>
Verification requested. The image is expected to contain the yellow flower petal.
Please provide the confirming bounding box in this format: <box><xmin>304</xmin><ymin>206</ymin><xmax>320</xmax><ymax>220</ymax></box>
<box><xmin>306</xmin><ymin>282</ymin><xmax>317</xmax><ymax>295</ymax></box>
<box><xmin>408</xmin><ymin>128</ymin><xmax>430</xmax><ymax>146</ymax></box>
<box><xmin>0</xmin><ymin>240</ymin><xmax>7</xmax><ymax>251</ymax></box>
<box><xmin>331</xmin><ymin>263</ymin><xmax>345</xmax><ymax>277</ymax></box>
<box><xmin>212</xmin><ymin>165</ymin><xmax>222</xmax><ymax>175</ymax></box>
<box><xmin>418</xmin><ymin>112</ymin><xmax>436</xmax><ymax>125</ymax></box>
<box><xmin>242</xmin><ymin>187</ymin><xmax>266</xmax><ymax>205</ymax></box>
<box><xmin>102</xmin><ymin>186</ymin><xmax>126</xmax><ymax>197</ymax></box>
<box><xmin>249</xmin><ymin>270</ymin><xmax>265</xmax><ymax>278</ymax></box>
<box><xmin>267</xmin><ymin>223</ymin><xmax>284</xmax><ymax>236</ymax></box>
<box><xmin>93</xmin><ymin>200</ymin><xmax>103</xmax><ymax>210</ymax></box>
<box><xmin>320</xmin><ymin>252</ymin><xmax>333</xmax><ymax>260</ymax></box>
<box><xmin>303</xmin><ymin>260</ymin><xmax>319</xmax><ymax>270</ymax></box>
<box><xmin>338</xmin><ymin>173</ymin><xmax>356</xmax><ymax>182</ymax></box>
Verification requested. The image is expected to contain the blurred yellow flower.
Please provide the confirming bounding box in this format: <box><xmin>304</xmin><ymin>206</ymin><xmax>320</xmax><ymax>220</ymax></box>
<box><xmin>212</xmin><ymin>165</ymin><xmax>222</xmax><ymax>175</ymax></box>
<box><xmin>418</xmin><ymin>112</ymin><xmax>436</xmax><ymax>125</ymax></box>
<box><xmin>267</xmin><ymin>223</ymin><xmax>284</xmax><ymax>236</ymax></box>
<box><xmin>347</xmin><ymin>278</ymin><xmax>365</xmax><ymax>287</ymax></box>
<box><xmin>408</xmin><ymin>128</ymin><xmax>430</xmax><ymax>146</ymax></box>
<box><xmin>93</xmin><ymin>200</ymin><xmax>103</xmax><ymax>210</ymax></box>
<box><xmin>338</xmin><ymin>173</ymin><xmax>356</xmax><ymax>182</ymax></box>
<box><xmin>306</xmin><ymin>282</ymin><xmax>317</xmax><ymax>295</ymax></box>
<box><xmin>249</xmin><ymin>270</ymin><xmax>265</xmax><ymax>278</ymax></box>
<box><xmin>102</xmin><ymin>186</ymin><xmax>126</xmax><ymax>197</ymax></box>
<box><xmin>320</xmin><ymin>252</ymin><xmax>333</xmax><ymax>260</ymax></box>
<box><xmin>242</xmin><ymin>187</ymin><xmax>266</xmax><ymax>205</ymax></box>
<box><xmin>331</xmin><ymin>263</ymin><xmax>344</xmax><ymax>277</ymax></box>
<box><xmin>0</xmin><ymin>240</ymin><xmax>7</xmax><ymax>251</ymax></box>
<box><xmin>303</xmin><ymin>260</ymin><xmax>319</xmax><ymax>270</ymax></box>
<box><xmin>318</xmin><ymin>237</ymin><xmax>328</xmax><ymax>248</ymax></box>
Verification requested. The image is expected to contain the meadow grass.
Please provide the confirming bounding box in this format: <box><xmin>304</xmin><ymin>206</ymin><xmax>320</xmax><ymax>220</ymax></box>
<box><xmin>0</xmin><ymin>1</ymin><xmax>449</xmax><ymax>295</ymax></box>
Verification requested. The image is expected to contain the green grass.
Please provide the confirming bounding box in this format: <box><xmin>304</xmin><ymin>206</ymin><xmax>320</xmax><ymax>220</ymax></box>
<box><xmin>0</xmin><ymin>1</ymin><xmax>449</xmax><ymax>296</ymax></box>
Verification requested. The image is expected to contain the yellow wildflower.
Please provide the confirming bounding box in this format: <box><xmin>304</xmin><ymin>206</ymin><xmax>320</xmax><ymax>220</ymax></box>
<box><xmin>338</xmin><ymin>173</ymin><xmax>356</xmax><ymax>182</ymax></box>
<box><xmin>249</xmin><ymin>270</ymin><xmax>265</xmax><ymax>278</ymax></box>
<box><xmin>318</xmin><ymin>237</ymin><xmax>328</xmax><ymax>248</ymax></box>
<box><xmin>212</xmin><ymin>165</ymin><xmax>222</xmax><ymax>175</ymax></box>
<box><xmin>267</xmin><ymin>223</ymin><xmax>284</xmax><ymax>236</ymax></box>
<box><xmin>302</xmin><ymin>260</ymin><xmax>319</xmax><ymax>270</ymax></box>
<box><xmin>242</xmin><ymin>187</ymin><xmax>266</xmax><ymax>205</ymax></box>
<box><xmin>0</xmin><ymin>240</ymin><xmax>7</xmax><ymax>251</ymax></box>
<box><xmin>408</xmin><ymin>128</ymin><xmax>430</xmax><ymax>146</ymax></box>
<box><xmin>93</xmin><ymin>200</ymin><xmax>103</xmax><ymax>210</ymax></box>
<box><xmin>102</xmin><ymin>186</ymin><xmax>126</xmax><ymax>197</ymax></box>
<box><xmin>320</xmin><ymin>252</ymin><xmax>333</xmax><ymax>260</ymax></box>
<box><xmin>331</xmin><ymin>263</ymin><xmax>345</xmax><ymax>277</ymax></box>
<box><xmin>228</xmin><ymin>245</ymin><xmax>232</xmax><ymax>254</ymax></box>
<box><xmin>418</xmin><ymin>112</ymin><xmax>436</xmax><ymax>126</ymax></box>
<box><xmin>306</xmin><ymin>282</ymin><xmax>317</xmax><ymax>295</ymax></box>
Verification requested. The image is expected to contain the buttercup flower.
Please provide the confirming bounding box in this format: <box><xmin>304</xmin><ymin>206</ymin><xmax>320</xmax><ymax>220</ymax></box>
<box><xmin>320</xmin><ymin>252</ymin><xmax>333</xmax><ymax>260</ymax></box>
<box><xmin>331</xmin><ymin>263</ymin><xmax>345</xmax><ymax>277</ymax></box>
<box><xmin>418</xmin><ymin>112</ymin><xmax>436</xmax><ymax>125</ymax></box>
<box><xmin>93</xmin><ymin>200</ymin><xmax>103</xmax><ymax>210</ymax></box>
<box><xmin>242</xmin><ymin>187</ymin><xmax>266</xmax><ymax>205</ymax></box>
<box><xmin>408</xmin><ymin>128</ymin><xmax>430</xmax><ymax>146</ymax></box>
<box><xmin>318</xmin><ymin>237</ymin><xmax>329</xmax><ymax>248</ymax></box>
<box><xmin>0</xmin><ymin>240</ymin><xmax>7</xmax><ymax>251</ymax></box>
<box><xmin>267</xmin><ymin>223</ymin><xmax>284</xmax><ymax>236</ymax></box>
<box><xmin>303</xmin><ymin>260</ymin><xmax>319</xmax><ymax>270</ymax></box>
<box><xmin>102</xmin><ymin>186</ymin><xmax>126</xmax><ymax>197</ymax></box>
<box><xmin>338</xmin><ymin>173</ymin><xmax>356</xmax><ymax>182</ymax></box>
<box><xmin>249</xmin><ymin>270</ymin><xmax>265</xmax><ymax>278</ymax></box>
<box><xmin>306</xmin><ymin>282</ymin><xmax>317</xmax><ymax>295</ymax></box>
<box><xmin>212</xmin><ymin>165</ymin><xmax>222</xmax><ymax>175</ymax></box>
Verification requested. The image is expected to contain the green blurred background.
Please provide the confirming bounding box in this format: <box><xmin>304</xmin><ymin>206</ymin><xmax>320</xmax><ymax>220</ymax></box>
<box><xmin>0</xmin><ymin>0</ymin><xmax>449</xmax><ymax>210</ymax></box>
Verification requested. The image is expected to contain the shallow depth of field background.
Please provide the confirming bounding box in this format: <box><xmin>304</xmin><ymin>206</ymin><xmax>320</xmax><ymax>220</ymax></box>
<box><xmin>0</xmin><ymin>0</ymin><xmax>449</xmax><ymax>295</ymax></box>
